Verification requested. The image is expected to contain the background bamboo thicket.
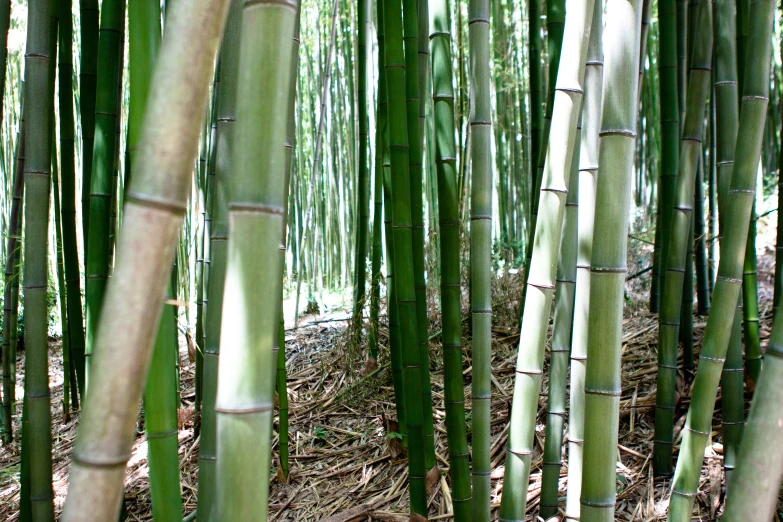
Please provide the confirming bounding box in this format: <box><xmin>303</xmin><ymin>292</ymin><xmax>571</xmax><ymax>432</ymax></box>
<box><xmin>0</xmin><ymin>0</ymin><xmax>782</xmax><ymax>520</ymax></box>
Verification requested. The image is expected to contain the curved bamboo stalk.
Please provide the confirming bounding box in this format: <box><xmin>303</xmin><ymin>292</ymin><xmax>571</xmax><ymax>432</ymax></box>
<box><xmin>563</xmin><ymin>3</ymin><xmax>602</xmax><ymax>519</ymax></box>
<box><xmin>197</xmin><ymin>2</ymin><xmax>241</xmax><ymax>519</ymax></box>
<box><xmin>652</xmin><ymin>0</ymin><xmax>713</xmax><ymax>476</ymax></box>
<box><xmin>540</xmin><ymin>115</ymin><xmax>580</xmax><ymax>520</ymax></box>
<box><xmin>61</xmin><ymin>1</ymin><xmax>230</xmax><ymax>519</ymax></box>
<box><xmin>579</xmin><ymin>1</ymin><xmax>644</xmax><ymax>519</ymax></box>
<box><xmin>214</xmin><ymin>1</ymin><xmax>297</xmax><ymax>516</ymax></box>
<box><xmin>666</xmin><ymin>1</ymin><xmax>774</xmax><ymax>518</ymax></box>
<box><xmin>498</xmin><ymin>0</ymin><xmax>594</xmax><ymax>517</ymax></box>
<box><xmin>468</xmin><ymin>0</ymin><xmax>492</xmax><ymax>515</ymax></box>
<box><xmin>429</xmin><ymin>0</ymin><xmax>471</xmax><ymax>516</ymax></box>
<box><xmin>721</xmin><ymin>306</ymin><xmax>783</xmax><ymax>520</ymax></box>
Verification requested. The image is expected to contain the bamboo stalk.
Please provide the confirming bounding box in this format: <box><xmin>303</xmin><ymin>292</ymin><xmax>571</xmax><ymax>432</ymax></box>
<box><xmin>579</xmin><ymin>1</ymin><xmax>644</xmax><ymax>518</ymax></box>
<box><xmin>564</xmin><ymin>3</ymin><xmax>602</xmax><ymax>519</ymax></box>
<box><xmin>61</xmin><ymin>1</ymin><xmax>230</xmax><ymax>518</ymax></box>
<box><xmin>499</xmin><ymin>0</ymin><xmax>594</xmax><ymax>517</ymax></box>
<box><xmin>666</xmin><ymin>1</ymin><xmax>774</xmax><ymax>518</ymax></box>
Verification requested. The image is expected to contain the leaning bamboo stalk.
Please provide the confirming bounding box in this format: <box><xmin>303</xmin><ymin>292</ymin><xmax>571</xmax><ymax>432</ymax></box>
<box><xmin>498</xmin><ymin>0</ymin><xmax>594</xmax><ymax>517</ymax></box>
<box><xmin>652</xmin><ymin>0</ymin><xmax>713</xmax><ymax>476</ymax></box>
<box><xmin>721</xmin><ymin>305</ymin><xmax>783</xmax><ymax>520</ymax></box>
<box><xmin>666</xmin><ymin>0</ymin><xmax>774</xmax><ymax>518</ymax></box>
<box><xmin>579</xmin><ymin>1</ymin><xmax>644</xmax><ymax>519</ymax></box>
<box><xmin>564</xmin><ymin>2</ymin><xmax>602</xmax><ymax>519</ymax></box>
<box><xmin>61</xmin><ymin>1</ymin><xmax>230</xmax><ymax>519</ymax></box>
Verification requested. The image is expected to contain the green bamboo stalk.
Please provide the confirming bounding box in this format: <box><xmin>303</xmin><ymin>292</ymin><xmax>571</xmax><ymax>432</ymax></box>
<box><xmin>652</xmin><ymin>0</ymin><xmax>712</xmax><ymax>476</ymax></box>
<box><xmin>52</xmin><ymin>136</ymin><xmax>71</xmax><ymax>422</ymax></box>
<box><xmin>721</xmin><ymin>297</ymin><xmax>743</xmax><ymax>486</ymax></box>
<box><xmin>144</xmin><ymin>278</ymin><xmax>182</xmax><ymax>522</ymax></box>
<box><xmin>80</xmin><ymin>0</ymin><xmax>98</xmax><ymax>242</ymax></box>
<box><xmin>540</xmin><ymin>116</ymin><xmax>580</xmax><ymax>520</ymax></box>
<box><xmin>61</xmin><ymin>1</ymin><xmax>230</xmax><ymax>519</ymax></box>
<box><xmin>527</xmin><ymin>0</ymin><xmax>542</xmax><ymax>240</ymax></box>
<box><xmin>712</xmin><ymin>0</ymin><xmax>743</xmax><ymax>485</ymax></box>
<box><xmin>21</xmin><ymin>0</ymin><xmax>55</xmax><ymax>517</ymax></box>
<box><xmin>382</xmin><ymin>0</ymin><xmax>428</xmax><ymax>512</ymax></box>
<box><xmin>564</xmin><ymin>3</ymin><xmax>602</xmax><ymax>519</ymax></box>
<box><xmin>498</xmin><ymin>0</ymin><xmax>594</xmax><ymax>516</ymax></box>
<box><xmin>666</xmin><ymin>1</ymin><xmax>774</xmax><ymax>518</ymax></box>
<box><xmin>84</xmin><ymin>0</ymin><xmax>127</xmax><ymax>384</ymax></box>
<box><xmin>369</xmin><ymin>1</ymin><xmax>390</xmax><ymax>369</ymax></box>
<box><xmin>521</xmin><ymin>0</ymin><xmax>566</xmax><ymax>313</ymax></box>
<box><xmin>429</xmin><ymin>0</ymin><xmax>471</xmax><ymax>515</ymax></box>
<box><xmin>680</xmin><ymin>215</ymin><xmax>694</xmax><ymax>369</ymax></box>
<box><xmin>352</xmin><ymin>0</ymin><xmax>369</xmax><ymax>350</ymax></box>
<box><xmin>468</xmin><ymin>0</ymin><xmax>492</xmax><ymax>514</ymax></box>
<box><xmin>275</xmin><ymin>3</ymin><xmax>302</xmax><ymax>482</ymax></box>
<box><xmin>402</xmin><ymin>0</ymin><xmax>436</xmax><ymax>475</ymax></box>
<box><xmin>653</xmin><ymin>0</ymin><xmax>679</xmax><ymax>319</ymax></box>
<box><xmin>1</xmin><ymin>117</ymin><xmax>23</xmax><ymax>444</ymax></box>
<box><xmin>197</xmin><ymin>2</ymin><xmax>241</xmax><ymax>520</ymax></box>
<box><xmin>743</xmin><ymin>199</ymin><xmax>761</xmax><ymax>382</ymax></box>
<box><xmin>721</xmin><ymin>304</ymin><xmax>783</xmax><ymax>520</ymax></box>
<box><xmin>214</xmin><ymin>0</ymin><xmax>297</xmax><ymax>517</ymax></box>
<box><xmin>58</xmin><ymin>0</ymin><xmax>86</xmax><ymax>398</ymax></box>
<box><xmin>579</xmin><ymin>1</ymin><xmax>643</xmax><ymax>519</ymax></box>
<box><xmin>694</xmin><ymin>155</ymin><xmax>709</xmax><ymax>315</ymax></box>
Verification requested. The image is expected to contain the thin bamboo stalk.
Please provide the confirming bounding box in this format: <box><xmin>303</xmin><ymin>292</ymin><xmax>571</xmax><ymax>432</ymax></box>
<box><xmin>540</xmin><ymin>115</ymin><xmax>580</xmax><ymax>520</ymax></box>
<box><xmin>563</xmin><ymin>3</ymin><xmax>602</xmax><ymax>519</ymax></box>
<box><xmin>197</xmin><ymin>3</ymin><xmax>241</xmax><ymax>520</ymax></box>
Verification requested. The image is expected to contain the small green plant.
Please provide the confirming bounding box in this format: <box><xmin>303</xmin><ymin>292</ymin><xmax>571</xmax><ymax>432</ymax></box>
<box><xmin>314</xmin><ymin>426</ymin><xmax>329</xmax><ymax>440</ymax></box>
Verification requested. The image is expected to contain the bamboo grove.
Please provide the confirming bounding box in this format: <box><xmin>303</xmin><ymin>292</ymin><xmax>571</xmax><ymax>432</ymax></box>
<box><xmin>0</xmin><ymin>0</ymin><xmax>781</xmax><ymax>519</ymax></box>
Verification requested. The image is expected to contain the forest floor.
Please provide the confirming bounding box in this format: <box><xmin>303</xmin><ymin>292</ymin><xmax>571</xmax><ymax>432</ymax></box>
<box><xmin>0</xmin><ymin>238</ymin><xmax>781</xmax><ymax>521</ymax></box>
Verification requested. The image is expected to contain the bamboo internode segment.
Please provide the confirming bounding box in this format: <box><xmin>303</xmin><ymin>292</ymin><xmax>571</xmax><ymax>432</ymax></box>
<box><xmin>61</xmin><ymin>1</ymin><xmax>231</xmax><ymax>520</ymax></box>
